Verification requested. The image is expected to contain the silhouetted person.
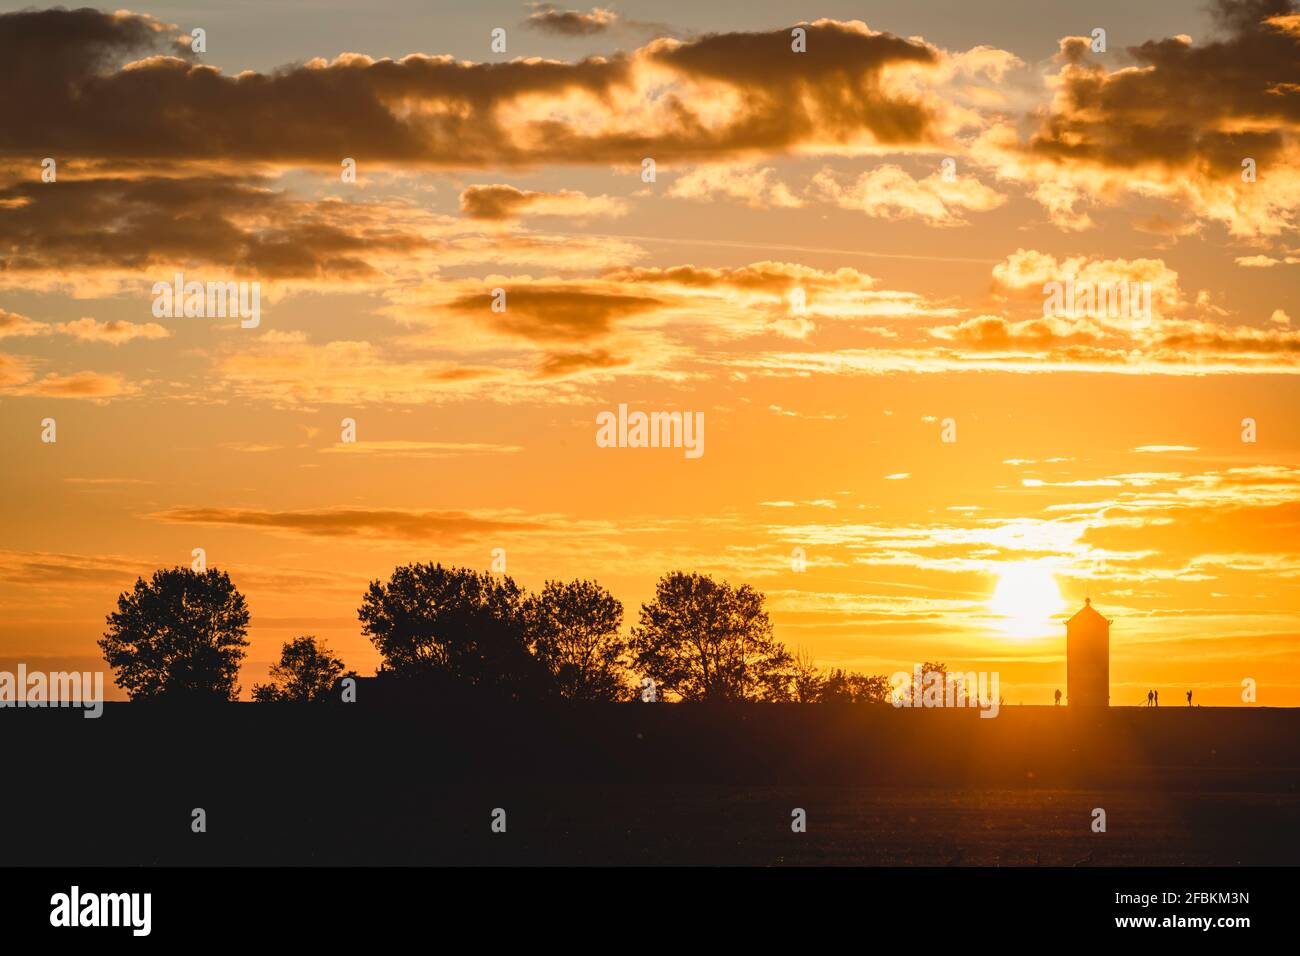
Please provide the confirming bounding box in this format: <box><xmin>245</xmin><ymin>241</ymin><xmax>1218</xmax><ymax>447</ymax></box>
<box><xmin>1147</xmin><ymin>689</ymin><xmax>1154</xmax><ymax>708</ymax></box>
<box><xmin>1187</xmin><ymin>690</ymin><xmax>1193</xmax><ymax>706</ymax></box>
<box><xmin>1154</xmin><ymin>689</ymin><xmax>1158</xmax><ymax>707</ymax></box>
<box><xmin>1054</xmin><ymin>689</ymin><xmax>1062</xmax><ymax>706</ymax></box>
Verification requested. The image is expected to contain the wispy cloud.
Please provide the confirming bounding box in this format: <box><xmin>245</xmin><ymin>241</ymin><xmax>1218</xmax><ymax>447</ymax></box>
<box><xmin>146</xmin><ymin>506</ymin><xmax>547</xmax><ymax>542</ymax></box>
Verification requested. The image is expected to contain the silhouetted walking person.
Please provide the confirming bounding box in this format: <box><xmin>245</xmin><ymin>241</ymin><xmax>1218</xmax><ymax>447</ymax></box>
<box><xmin>1187</xmin><ymin>690</ymin><xmax>1193</xmax><ymax>706</ymax></box>
<box><xmin>1054</xmin><ymin>689</ymin><xmax>1061</xmax><ymax>706</ymax></box>
<box><xmin>1147</xmin><ymin>689</ymin><xmax>1154</xmax><ymax>708</ymax></box>
<box><xmin>1153</xmin><ymin>689</ymin><xmax>1158</xmax><ymax>707</ymax></box>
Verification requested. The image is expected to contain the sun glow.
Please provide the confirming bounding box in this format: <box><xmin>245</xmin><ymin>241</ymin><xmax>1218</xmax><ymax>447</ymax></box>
<box><xmin>990</xmin><ymin>564</ymin><xmax>1065</xmax><ymax>637</ymax></box>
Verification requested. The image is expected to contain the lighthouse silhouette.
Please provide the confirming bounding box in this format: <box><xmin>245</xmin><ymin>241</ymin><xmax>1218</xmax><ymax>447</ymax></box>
<box><xmin>1066</xmin><ymin>598</ymin><xmax>1110</xmax><ymax>706</ymax></box>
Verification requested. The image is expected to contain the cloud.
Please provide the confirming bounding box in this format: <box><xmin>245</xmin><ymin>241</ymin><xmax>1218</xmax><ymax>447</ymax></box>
<box><xmin>755</xmin><ymin>464</ymin><xmax>1300</xmax><ymax>591</ymax></box>
<box><xmin>396</xmin><ymin>260</ymin><xmax>939</xmax><ymax>350</ymax></box>
<box><xmin>0</xmin><ymin>11</ymin><xmax>962</xmax><ymax>169</ymax></box>
<box><xmin>55</xmin><ymin>317</ymin><xmax>170</xmax><ymax>344</ymax></box>
<box><xmin>62</xmin><ymin>477</ymin><xmax>156</xmax><ymax>486</ymax></box>
<box><xmin>320</xmin><ymin>440</ymin><xmax>523</xmax><ymax>458</ymax></box>
<box><xmin>459</xmin><ymin>184</ymin><xmax>627</xmax><ymax>220</ymax></box>
<box><xmin>524</xmin><ymin>4</ymin><xmax>619</xmax><ymax>36</ymax></box>
<box><xmin>744</xmin><ymin>342</ymin><xmax>1300</xmax><ymax>377</ymax></box>
<box><xmin>979</xmin><ymin>1</ymin><xmax>1300</xmax><ymax>236</ymax></box>
<box><xmin>446</xmin><ymin>284</ymin><xmax>663</xmax><ymax>342</ymax></box>
<box><xmin>220</xmin><ymin>442</ymin><xmax>282</xmax><ymax>453</ymax></box>
<box><xmin>1153</xmin><ymin>322</ymin><xmax>1300</xmax><ymax>353</ymax></box>
<box><xmin>929</xmin><ymin>314</ymin><xmax>1107</xmax><ymax>350</ymax></box>
<box><xmin>0</xmin><ymin>352</ymin><xmax>31</xmax><ymax>386</ymax></box>
<box><xmin>0</xmin><ymin>175</ymin><xmax>399</xmax><ymax>288</ymax></box>
<box><xmin>1068</xmin><ymin>467</ymin><xmax>1300</xmax><ymax>576</ymax></box>
<box><xmin>0</xmin><ymin>175</ymin><xmax>644</xmax><ymax>292</ymax></box>
<box><xmin>769</xmin><ymin>404</ymin><xmax>843</xmax><ymax>420</ymax></box>
<box><xmin>1133</xmin><ymin>213</ymin><xmax>1203</xmax><ymax>238</ymax></box>
<box><xmin>212</xmin><ymin>240</ymin><xmax>1300</xmax><ymax>409</ymax></box>
<box><xmin>0</xmin><ymin>309</ymin><xmax>168</xmax><ymax>343</ymax></box>
<box><xmin>146</xmin><ymin>505</ymin><xmax>546</xmax><ymax>542</ymax></box>
<box><xmin>989</xmin><ymin>248</ymin><xmax>1185</xmax><ymax>326</ymax></box>
<box><xmin>0</xmin><ymin>369</ymin><xmax>134</xmax><ymax>398</ymax></box>
<box><xmin>599</xmin><ymin>260</ymin><xmax>950</xmax><ymax>328</ymax></box>
<box><xmin>533</xmin><ymin>348</ymin><xmax>628</xmax><ymax>379</ymax></box>
<box><xmin>0</xmin><ymin>308</ymin><xmax>45</xmax><ymax>338</ymax></box>
<box><xmin>217</xmin><ymin>334</ymin><xmax>511</xmax><ymax>407</ymax></box>
<box><xmin>605</xmin><ymin>261</ymin><xmax>881</xmax><ymax>295</ymax></box>
<box><xmin>0</xmin><ymin>548</ymin><xmax>152</xmax><ymax>588</ymax></box>
<box><xmin>807</xmin><ymin>164</ymin><xmax>1005</xmax><ymax>225</ymax></box>
<box><xmin>668</xmin><ymin>164</ymin><xmax>805</xmax><ymax>208</ymax></box>
<box><xmin>668</xmin><ymin>161</ymin><xmax>1005</xmax><ymax>225</ymax></box>
<box><xmin>211</xmin><ymin>258</ymin><xmax>961</xmax><ymax>404</ymax></box>
<box><xmin>992</xmin><ymin>248</ymin><xmax>1181</xmax><ymax>298</ymax></box>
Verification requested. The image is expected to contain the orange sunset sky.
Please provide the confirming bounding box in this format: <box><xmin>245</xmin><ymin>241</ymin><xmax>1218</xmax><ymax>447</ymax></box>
<box><xmin>1</xmin><ymin>0</ymin><xmax>1299</xmax><ymax>703</ymax></box>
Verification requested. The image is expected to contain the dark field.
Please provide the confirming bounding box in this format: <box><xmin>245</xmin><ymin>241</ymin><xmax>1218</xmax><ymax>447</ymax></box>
<box><xmin>6</xmin><ymin>703</ymin><xmax>1299</xmax><ymax>866</ymax></box>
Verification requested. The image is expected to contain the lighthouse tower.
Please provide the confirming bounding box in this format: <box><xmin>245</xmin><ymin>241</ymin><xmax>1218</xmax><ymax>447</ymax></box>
<box><xmin>1066</xmin><ymin>598</ymin><xmax>1109</xmax><ymax>706</ymax></box>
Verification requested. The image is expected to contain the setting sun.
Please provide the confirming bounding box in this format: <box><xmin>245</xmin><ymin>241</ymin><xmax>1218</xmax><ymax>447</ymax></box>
<box><xmin>990</xmin><ymin>565</ymin><xmax>1066</xmax><ymax>637</ymax></box>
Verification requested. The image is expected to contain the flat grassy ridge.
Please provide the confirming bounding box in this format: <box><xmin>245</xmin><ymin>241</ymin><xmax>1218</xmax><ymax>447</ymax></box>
<box><xmin>6</xmin><ymin>704</ymin><xmax>1299</xmax><ymax>865</ymax></box>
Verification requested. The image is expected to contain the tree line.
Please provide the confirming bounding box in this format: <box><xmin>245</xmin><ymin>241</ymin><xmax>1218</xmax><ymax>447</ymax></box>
<box><xmin>98</xmin><ymin>563</ymin><xmax>903</xmax><ymax>703</ymax></box>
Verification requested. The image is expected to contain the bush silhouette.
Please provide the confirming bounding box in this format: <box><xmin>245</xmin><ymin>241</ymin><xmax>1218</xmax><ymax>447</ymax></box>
<box><xmin>252</xmin><ymin>636</ymin><xmax>349</xmax><ymax>702</ymax></box>
<box><xmin>821</xmin><ymin>669</ymin><xmax>891</xmax><ymax>704</ymax></box>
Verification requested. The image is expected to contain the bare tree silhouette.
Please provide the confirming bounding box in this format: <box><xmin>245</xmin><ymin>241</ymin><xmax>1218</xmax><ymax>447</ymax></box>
<box><xmin>791</xmin><ymin>647</ymin><xmax>825</xmax><ymax>702</ymax></box>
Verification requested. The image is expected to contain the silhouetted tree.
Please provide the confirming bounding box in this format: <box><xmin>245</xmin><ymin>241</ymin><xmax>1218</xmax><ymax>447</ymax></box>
<box><xmin>820</xmin><ymin>669</ymin><xmax>891</xmax><ymax>703</ymax></box>
<box><xmin>791</xmin><ymin>647</ymin><xmax>824</xmax><ymax>702</ymax></box>
<box><xmin>99</xmin><ymin>567</ymin><xmax>250</xmax><ymax>702</ymax></box>
<box><xmin>357</xmin><ymin>563</ymin><xmax>548</xmax><ymax>698</ymax></box>
<box><xmin>850</xmin><ymin>673</ymin><xmax>891</xmax><ymax>703</ymax></box>
<box><xmin>896</xmin><ymin>661</ymin><xmax>958</xmax><ymax>703</ymax></box>
<box><xmin>252</xmin><ymin>636</ymin><xmax>348</xmax><ymax>702</ymax></box>
<box><xmin>848</xmin><ymin>672</ymin><xmax>891</xmax><ymax>703</ymax></box>
<box><xmin>523</xmin><ymin>579</ymin><xmax>629</xmax><ymax>701</ymax></box>
<box><xmin>821</xmin><ymin>668</ymin><xmax>853</xmax><ymax>703</ymax></box>
<box><xmin>629</xmin><ymin>571</ymin><xmax>793</xmax><ymax>701</ymax></box>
